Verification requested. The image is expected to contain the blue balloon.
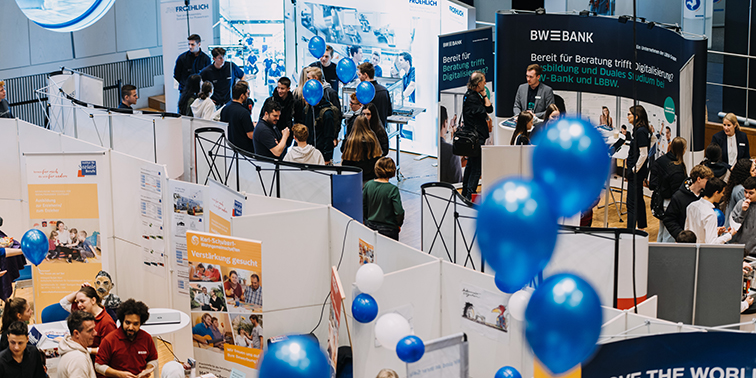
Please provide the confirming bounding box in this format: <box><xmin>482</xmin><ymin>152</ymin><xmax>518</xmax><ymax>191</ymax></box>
<box><xmin>396</xmin><ymin>335</ymin><xmax>425</xmax><ymax>363</ymax></box>
<box><xmin>525</xmin><ymin>273</ymin><xmax>602</xmax><ymax>375</ymax></box>
<box><xmin>20</xmin><ymin>229</ymin><xmax>47</xmax><ymax>266</ymax></box>
<box><xmin>714</xmin><ymin>208</ymin><xmax>725</xmax><ymax>227</ymax></box>
<box><xmin>258</xmin><ymin>335</ymin><xmax>330</xmax><ymax>378</ymax></box>
<box><xmin>336</xmin><ymin>58</ymin><xmax>357</xmax><ymax>84</ymax></box>
<box><xmin>308</xmin><ymin>36</ymin><xmax>326</xmax><ymax>59</ymax></box>
<box><xmin>355</xmin><ymin>81</ymin><xmax>376</xmax><ymax>104</ymax></box>
<box><xmin>477</xmin><ymin>178</ymin><xmax>558</xmax><ymax>293</ymax></box>
<box><xmin>303</xmin><ymin>79</ymin><xmax>323</xmax><ymax>106</ymax></box>
<box><xmin>352</xmin><ymin>293</ymin><xmax>379</xmax><ymax>323</ymax></box>
<box><xmin>495</xmin><ymin>366</ymin><xmax>522</xmax><ymax>378</ymax></box>
<box><xmin>531</xmin><ymin>118</ymin><xmax>612</xmax><ymax>218</ymax></box>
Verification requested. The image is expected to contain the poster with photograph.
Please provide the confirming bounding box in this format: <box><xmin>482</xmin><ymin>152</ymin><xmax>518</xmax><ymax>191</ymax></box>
<box><xmin>187</xmin><ymin>231</ymin><xmax>262</xmax><ymax>377</ymax></box>
<box><xmin>139</xmin><ymin>166</ymin><xmax>165</xmax><ymax>270</ymax></box>
<box><xmin>437</xmin><ymin>27</ymin><xmax>494</xmax><ymax>184</ymax></box>
<box><xmin>327</xmin><ymin>267</ymin><xmax>345</xmax><ymax>374</ymax></box>
<box><xmin>208</xmin><ymin>179</ymin><xmax>244</xmax><ymax>236</ymax></box>
<box><xmin>25</xmin><ymin>154</ymin><xmax>106</xmax><ymax>323</ymax></box>
<box><xmin>170</xmin><ymin>180</ymin><xmax>207</xmax><ymax>295</ymax></box>
<box><xmin>359</xmin><ymin>238</ymin><xmax>374</xmax><ymax>265</ymax></box>
<box><xmin>296</xmin><ymin>0</ymin><xmax>441</xmax><ymax>157</ymax></box>
<box><xmin>460</xmin><ymin>283</ymin><xmax>509</xmax><ymax>342</ymax></box>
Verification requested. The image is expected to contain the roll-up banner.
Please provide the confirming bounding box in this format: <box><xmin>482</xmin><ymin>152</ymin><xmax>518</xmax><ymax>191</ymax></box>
<box><xmin>495</xmin><ymin>13</ymin><xmax>708</xmax><ymax>151</ymax></box>
<box><xmin>25</xmin><ymin>153</ymin><xmax>107</xmax><ymax>323</ymax></box>
<box><xmin>437</xmin><ymin>27</ymin><xmax>494</xmax><ymax>184</ymax></box>
<box><xmin>207</xmin><ymin>179</ymin><xmax>245</xmax><ymax>236</ymax></box>
<box><xmin>161</xmin><ymin>0</ymin><xmax>214</xmax><ymax>113</ymax></box>
<box><xmin>583</xmin><ymin>333</ymin><xmax>756</xmax><ymax>378</ymax></box>
<box><xmin>187</xmin><ymin>230</ymin><xmax>263</xmax><ymax>378</ymax></box>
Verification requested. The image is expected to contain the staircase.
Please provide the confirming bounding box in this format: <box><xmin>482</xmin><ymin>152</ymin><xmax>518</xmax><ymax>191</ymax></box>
<box><xmin>138</xmin><ymin>94</ymin><xmax>166</xmax><ymax>112</ymax></box>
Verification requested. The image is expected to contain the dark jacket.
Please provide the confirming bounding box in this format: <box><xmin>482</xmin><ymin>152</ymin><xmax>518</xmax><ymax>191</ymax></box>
<box><xmin>462</xmin><ymin>89</ymin><xmax>493</xmax><ymax>140</ymax></box>
<box><xmin>649</xmin><ymin>151</ymin><xmax>687</xmax><ymax>199</ymax></box>
<box><xmin>711</xmin><ymin>130</ymin><xmax>750</xmax><ymax>163</ymax></box>
<box><xmin>174</xmin><ymin>49</ymin><xmax>212</xmax><ymax>90</ymax></box>
<box><xmin>372</xmin><ymin>122</ymin><xmax>389</xmax><ymax>157</ymax></box>
<box><xmin>704</xmin><ymin>160</ymin><xmax>731</xmax><ymax>180</ymax></box>
<box><xmin>259</xmin><ymin>90</ymin><xmax>294</xmax><ymax>131</ymax></box>
<box><xmin>369</xmin><ymin>80</ymin><xmax>393</xmax><ymax>129</ymax></box>
<box><xmin>342</xmin><ymin>141</ymin><xmax>380</xmax><ymax>181</ymax></box>
<box><xmin>305</xmin><ymin>98</ymin><xmax>337</xmax><ymax>162</ymax></box>
<box><xmin>200</xmin><ymin>62</ymin><xmax>244</xmax><ymax>106</ymax></box>
<box><xmin>662</xmin><ymin>179</ymin><xmax>700</xmax><ymax>239</ymax></box>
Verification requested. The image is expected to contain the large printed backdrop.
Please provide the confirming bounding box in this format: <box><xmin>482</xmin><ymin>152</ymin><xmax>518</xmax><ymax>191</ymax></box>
<box><xmin>495</xmin><ymin>13</ymin><xmax>707</xmax><ymax>150</ymax></box>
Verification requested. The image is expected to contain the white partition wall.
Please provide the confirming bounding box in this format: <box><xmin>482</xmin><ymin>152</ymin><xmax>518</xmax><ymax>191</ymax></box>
<box><xmin>480</xmin><ymin>145</ymin><xmax>533</xmax><ymax>196</ymax></box>
<box><xmin>352</xmin><ymin>261</ymin><xmax>443</xmax><ymax>378</ymax></box>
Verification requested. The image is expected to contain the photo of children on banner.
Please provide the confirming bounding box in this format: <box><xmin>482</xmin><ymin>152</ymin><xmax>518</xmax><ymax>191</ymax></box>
<box><xmin>189</xmin><ymin>262</ymin><xmax>222</xmax><ymax>282</ymax></box>
<box><xmin>358</xmin><ymin>239</ymin><xmax>374</xmax><ymax>265</ymax></box>
<box><xmin>190</xmin><ymin>282</ymin><xmax>227</xmax><ymax>312</ymax></box>
<box><xmin>40</xmin><ymin>220</ymin><xmax>100</xmax><ymax>263</ymax></box>
<box><xmin>191</xmin><ymin>312</ymin><xmax>233</xmax><ymax>351</ymax></box>
<box><xmin>220</xmin><ymin>266</ymin><xmax>262</xmax><ymax>312</ymax></box>
<box><xmin>230</xmin><ymin>313</ymin><xmax>263</xmax><ymax>350</ymax></box>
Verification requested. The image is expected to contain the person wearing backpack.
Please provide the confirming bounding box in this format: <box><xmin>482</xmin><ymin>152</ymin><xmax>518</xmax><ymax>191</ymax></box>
<box><xmin>649</xmin><ymin>136</ymin><xmax>687</xmax><ymax>242</ymax></box>
<box><xmin>304</xmin><ymin>68</ymin><xmax>342</xmax><ymax>164</ymax></box>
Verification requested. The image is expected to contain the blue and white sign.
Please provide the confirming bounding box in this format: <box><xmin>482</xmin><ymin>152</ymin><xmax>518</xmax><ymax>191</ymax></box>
<box><xmin>15</xmin><ymin>0</ymin><xmax>116</xmax><ymax>33</ymax></box>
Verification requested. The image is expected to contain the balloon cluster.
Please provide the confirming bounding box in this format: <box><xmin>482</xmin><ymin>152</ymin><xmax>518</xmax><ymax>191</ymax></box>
<box><xmin>351</xmin><ymin>263</ymin><xmax>425</xmax><ymax>363</ymax></box>
<box><xmin>476</xmin><ymin>118</ymin><xmax>610</xmax><ymax>375</ymax></box>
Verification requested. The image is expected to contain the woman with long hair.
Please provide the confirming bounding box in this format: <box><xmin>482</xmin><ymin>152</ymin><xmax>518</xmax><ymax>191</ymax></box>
<box><xmin>599</xmin><ymin>106</ymin><xmax>613</xmax><ymax>128</ymax></box>
<box><xmin>510</xmin><ymin>112</ymin><xmax>533</xmax><ymax>145</ymax></box>
<box><xmin>721</xmin><ymin>159</ymin><xmax>754</xmax><ymax>228</ymax></box>
<box><xmin>293</xmin><ymin>67</ymin><xmax>312</xmax><ymax>124</ymax></box>
<box><xmin>342</xmin><ymin>115</ymin><xmax>383</xmax><ymax>181</ymax></box>
<box><xmin>364</xmin><ymin>103</ymin><xmax>389</xmax><ymax>156</ymax></box>
<box><xmin>649</xmin><ymin>136</ymin><xmax>688</xmax><ymax>242</ymax></box>
<box><xmin>0</xmin><ymin>298</ymin><xmax>33</xmax><ymax>349</ymax></box>
<box><xmin>626</xmin><ymin>105</ymin><xmax>651</xmax><ymax>230</ymax></box>
<box><xmin>178</xmin><ymin>74</ymin><xmax>201</xmax><ymax>116</ymax></box>
<box><xmin>190</xmin><ymin>81</ymin><xmax>215</xmax><ymax>120</ymax></box>
<box><xmin>60</xmin><ymin>285</ymin><xmax>117</xmax><ymax>352</ymax></box>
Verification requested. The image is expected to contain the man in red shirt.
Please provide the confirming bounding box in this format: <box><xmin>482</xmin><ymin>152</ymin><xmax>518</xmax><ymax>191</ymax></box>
<box><xmin>95</xmin><ymin>299</ymin><xmax>158</xmax><ymax>378</ymax></box>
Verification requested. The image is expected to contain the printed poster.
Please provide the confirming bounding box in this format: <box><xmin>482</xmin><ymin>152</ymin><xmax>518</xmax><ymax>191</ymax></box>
<box><xmin>328</xmin><ymin>267</ymin><xmax>345</xmax><ymax>376</ymax></box>
<box><xmin>139</xmin><ymin>166</ymin><xmax>165</xmax><ymax>271</ymax></box>
<box><xmin>460</xmin><ymin>283</ymin><xmax>509</xmax><ymax>342</ymax></box>
<box><xmin>359</xmin><ymin>238</ymin><xmax>374</xmax><ymax>265</ymax></box>
<box><xmin>25</xmin><ymin>154</ymin><xmax>105</xmax><ymax>323</ymax></box>
<box><xmin>186</xmin><ymin>231</ymin><xmax>262</xmax><ymax>378</ymax></box>
<box><xmin>170</xmin><ymin>180</ymin><xmax>207</xmax><ymax>296</ymax></box>
<box><xmin>208</xmin><ymin>179</ymin><xmax>244</xmax><ymax>236</ymax></box>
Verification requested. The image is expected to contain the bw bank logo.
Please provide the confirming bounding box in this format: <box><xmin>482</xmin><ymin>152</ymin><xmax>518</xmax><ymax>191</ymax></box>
<box><xmin>530</xmin><ymin>30</ymin><xmax>594</xmax><ymax>43</ymax></box>
<box><xmin>191</xmin><ymin>235</ymin><xmax>199</xmax><ymax>245</ymax></box>
<box><xmin>686</xmin><ymin>0</ymin><xmax>700</xmax><ymax>11</ymax></box>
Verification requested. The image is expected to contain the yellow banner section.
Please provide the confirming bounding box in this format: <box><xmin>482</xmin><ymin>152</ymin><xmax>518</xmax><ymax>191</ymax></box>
<box><xmin>534</xmin><ymin>359</ymin><xmax>581</xmax><ymax>378</ymax></box>
<box><xmin>208</xmin><ymin>211</ymin><xmax>231</xmax><ymax>236</ymax></box>
<box><xmin>186</xmin><ymin>231</ymin><xmax>261</xmax><ymax>270</ymax></box>
<box><xmin>28</xmin><ymin>184</ymin><xmax>99</xmax><ymax>219</ymax></box>
<box><xmin>33</xmin><ymin>263</ymin><xmax>103</xmax><ymax>323</ymax></box>
<box><xmin>224</xmin><ymin>344</ymin><xmax>261</xmax><ymax>369</ymax></box>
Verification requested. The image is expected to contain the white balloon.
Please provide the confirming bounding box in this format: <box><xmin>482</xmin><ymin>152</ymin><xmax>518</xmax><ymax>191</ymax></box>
<box><xmin>508</xmin><ymin>289</ymin><xmax>532</xmax><ymax>321</ymax></box>
<box><xmin>356</xmin><ymin>263</ymin><xmax>384</xmax><ymax>294</ymax></box>
<box><xmin>374</xmin><ymin>313</ymin><xmax>412</xmax><ymax>350</ymax></box>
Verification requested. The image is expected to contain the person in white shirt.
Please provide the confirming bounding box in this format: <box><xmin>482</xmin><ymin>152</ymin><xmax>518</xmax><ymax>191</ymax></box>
<box><xmin>234</xmin><ymin>328</ymin><xmax>252</xmax><ymax>348</ymax></box>
<box><xmin>58</xmin><ymin>311</ymin><xmax>97</xmax><ymax>378</ymax></box>
<box><xmin>190</xmin><ymin>81</ymin><xmax>216</xmax><ymax>120</ymax></box>
<box><xmin>684</xmin><ymin>177</ymin><xmax>736</xmax><ymax>244</ymax></box>
<box><xmin>194</xmin><ymin>287</ymin><xmax>211</xmax><ymax>310</ymax></box>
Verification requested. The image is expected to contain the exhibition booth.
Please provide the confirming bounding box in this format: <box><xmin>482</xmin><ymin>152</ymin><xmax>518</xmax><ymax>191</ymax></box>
<box><xmin>3</xmin><ymin>4</ymin><xmax>755</xmax><ymax>378</ymax></box>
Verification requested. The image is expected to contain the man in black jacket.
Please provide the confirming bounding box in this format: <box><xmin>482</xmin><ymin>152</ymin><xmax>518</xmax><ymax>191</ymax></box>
<box><xmin>174</xmin><ymin>34</ymin><xmax>212</xmax><ymax>94</ymax></box>
<box><xmin>461</xmin><ymin>71</ymin><xmax>493</xmax><ymax>200</ymax></box>
<box><xmin>259</xmin><ymin>77</ymin><xmax>294</xmax><ymax>144</ymax></box>
<box><xmin>357</xmin><ymin>62</ymin><xmax>392</xmax><ymax>129</ymax></box>
<box><xmin>309</xmin><ymin>45</ymin><xmax>339</xmax><ymax>91</ymax></box>
<box><xmin>662</xmin><ymin>165</ymin><xmax>714</xmax><ymax>242</ymax></box>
